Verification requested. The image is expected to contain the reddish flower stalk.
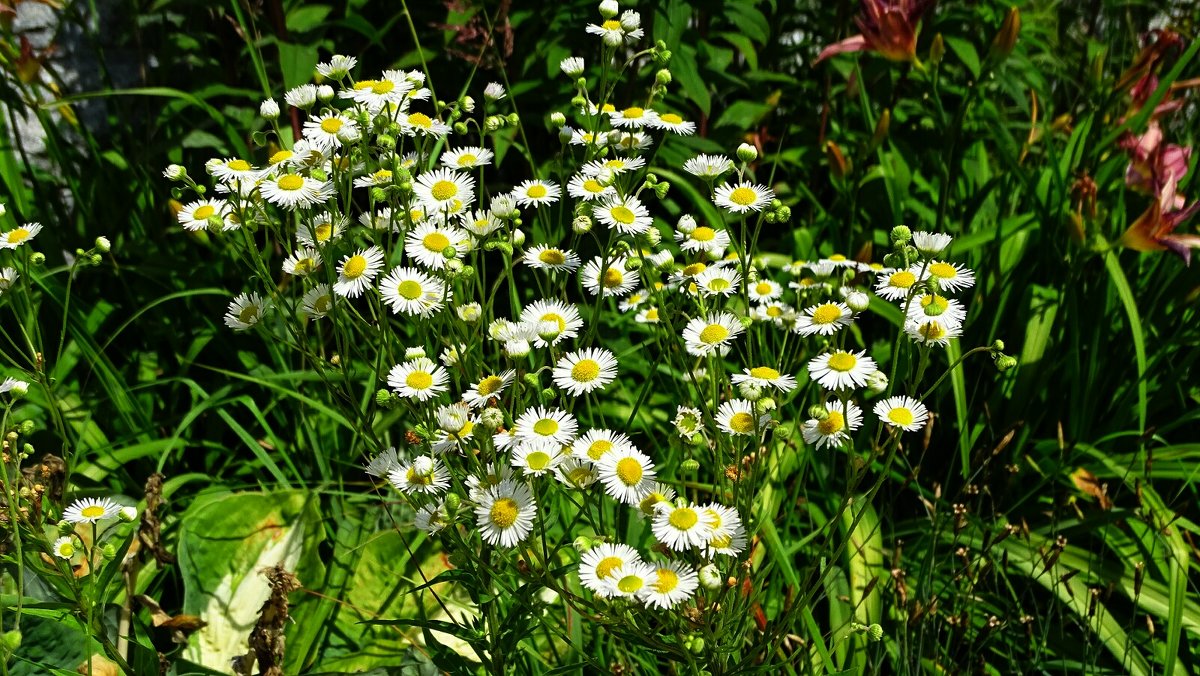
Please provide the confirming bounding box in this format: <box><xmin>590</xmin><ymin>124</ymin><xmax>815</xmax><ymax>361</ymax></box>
<box><xmin>816</xmin><ymin>0</ymin><xmax>937</xmax><ymax>64</ymax></box>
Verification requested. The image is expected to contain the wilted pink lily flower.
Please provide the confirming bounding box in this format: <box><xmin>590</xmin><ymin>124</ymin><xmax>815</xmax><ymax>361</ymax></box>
<box><xmin>816</xmin><ymin>0</ymin><xmax>937</xmax><ymax>64</ymax></box>
<box><xmin>1121</xmin><ymin>122</ymin><xmax>1192</xmax><ymax>204</ymax></box>
<box><xmin>1120</xmin><ymin>172</ymin><xmax>1200</xmax><ymax>264</ymax></box>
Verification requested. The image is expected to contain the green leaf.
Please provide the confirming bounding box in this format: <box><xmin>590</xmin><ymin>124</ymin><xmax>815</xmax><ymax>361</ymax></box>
<box><xmin>943</xmin><ymin>36</ymin><xmax>981</xmax><ymax>79</ymax></box>
<box><xmin>277</xmin><ymin>41</ymin><xmax>320</xmax><ymax>91</ymax></box>
<box><xmin>287</xmin><ymin>5</ymin><xmax>333</xmax><ymax>33</ymax></box>
<box><xmin>672</xmin><ymin>45</ymin><xmax>711</xmax><ymax>117</ymax></box>
<box><xmin>1103</xmin><ymin>251</ymin><xmax>1147</xmax><ymax>432</ymax></box>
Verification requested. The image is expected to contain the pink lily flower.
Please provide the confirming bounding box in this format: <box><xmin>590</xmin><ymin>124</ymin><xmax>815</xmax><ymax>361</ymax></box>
<box><xmin>1120</xmin><ymin>172</ymin><xmax>1200</xmax><ymax>264</ymax></box>
<box><xmin>816</xmin><ymin>0</ymin><xmax>936</xmax><ymax>64</ymax></box>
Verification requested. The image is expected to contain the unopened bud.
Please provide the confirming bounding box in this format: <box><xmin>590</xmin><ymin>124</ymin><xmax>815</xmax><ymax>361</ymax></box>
<box><xmin>890</xmin><ymin>225</ymin><xmax>912</xmax><ymax>243</ymax></box>
<box><xmin>599</xmin><ymin>0</ymin><xmax>619</xmax><ymax>19</ymax></box>
<box><xmin>259</xmin><ymin>99</ymin><xmax>280</xmax><ymax>120</ymax></box>
<box><xmin>681</xmin><ymin>458</ymin><xmax>701</xmax><ymax>472</ymax></box>
<box><xmin>164</xmin><ymin>164</ymin><xmax>187</xmax><ymax>181</ymax></box>
<box><xmin>94</xmin><ymin>236</ymin><xmax>111</xmax><ymax>253</ymax></box>
<box><xmin>550</xmin><ymin>112</ymin><xmax>566</xmax><ymax>127</ymax></box>
<box><xmin>808</xmin><ymin>405</ymin><xmax>829</xmax><ymax>420</ymax></box>
<box><xmin>480</xmin><ymin>407</ymin><xmax>505</xmax><ymax>430</ymax></box>
<box><xmin>865</xmin><ymin>370</ymin><xmax>889</xmax><ymax>395</ymax></box>
<box><xmin>736</xmin><ymin>143</ymin><xmax>758</xmax><ymax>163</ymax></box>
<box><xmin>512</xmin><ymin>229</ymin><xmax>525</xmax><ymax>246</ymax></box>
<box><xmin>990</xmin><ymin>7</ymin><xmax>1020</xmax><ymax>60</ymax></box>
<box><xmin>119</xmin><ymin>506</ymin><xmax>138</xmax><ymax>522</ymax></box>
<box><xmin>995</xmin><ymin>355</ymin><xmax>1018</xmax><ymax>372</ymax></box>
<box><xmin>738</xmin><ymin>381</ymin><xmax>764</xmax><ymax>401</ymax></box>
<box><xmin>316</xmin><ymin>85</ymin><xmax>335</xmax><ymax>103</ymax></box>
<box><xmin>655</xmin><ymin>69</ymin><xmax>672</xmax><ymax>85</ymax></box>
<box><xmin>698</xmin><ymin>564</ymin><xmax>723</xmax><ymax>590</ymax></box>
<box><xmin>444</xmin><ymin>492</ymin><xmax>461</xmax><ymax>516</ymax></box>
<box><xmin>825</xmin><ymin>140</ymin><xmax>849</xmax><ymax>179</ymax></box>
<box><xmin>929</xmin><ymin>33</ymin><xmax>945</xmax><ymax>65</ymax></box>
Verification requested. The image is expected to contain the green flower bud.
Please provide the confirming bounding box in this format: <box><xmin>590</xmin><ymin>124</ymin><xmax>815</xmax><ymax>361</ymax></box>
<box><xmin>506</xmin><ymin>113</ymin><xmax>520</xmax><ymax>126</ymax></box>
<box><xmin>95</xmin><ymin>236</ymin><xmax>111</xmax><ymax>253</ymax></box>
<box><xmin>550</xmin><ymin>112</ymin><xmax>566</xmax><ymax>127</ymax></box>
<box><xmin>738</xmin><ymin>381</ymin><xmax>764</xmax><ymax>401</ymax></box>
<box><xmin>681</xmin><ymin>458</ymin><xmax>700</xmax><ymax>472</ymax></box>
<box><xmin>736</xmin><ymin>143</ymin><xmax>758</xmax><ymax>163</ymax></box>
<box><xmin>397</xmin><ymin>181</ymin><xmax>413</xmax><ymax>194</ymax></box>
<box><xmin>891</xmin><ymin>225</ymin><xmax>912</xmax><ymax>243</ymax></box>
<box><xmin>58</xmin><ymin>521</ymin><xmax>75</xmax><ymax>536</ymax></box>
<box><xmin>756</xmin><ymin>397</ymin><xmax>776</xmax><ymax>413</ymax></box>
<box><xmin>540</xmin><ymin>387</ymin><xmax>557</xmax><ymax>403</ymax></box>
<box><xmin>480</xmin><ymin>407</ymin><xmax>505</xmax><ymax>430</ymax></box>
<box><xmin>690</xmin><ymin>636</ymin><xmax>705</xmax><ymax>654</ymax></box>
<box><xmin>453</xmin><ymin>122</ymin><xmax>468</xmax><ymax>135</ymax></box>
<box><xmin>995</xmin><ymin>355</ymin><xmax>1018</xmax><ymax>372</ymax></box>
<box><xmin>738</xmin><ymin>315</ymin><xmax>754</xmax><ymax>330</ymax></box>
<box><xmin>0</xmin><ymin>629</ymin><xmax>21</xmax><ymax>654</ymax></box>
<box><xmin>777</xmin><ymin>205</ymin><xmax>791</xmax><ymax>221</ymax></box>
<box><xmin>19</xmin><ymin>420</ymin><xmax>34</xmax><ymax>435</ymax></box>
<box><xmin>653</xmin><ymin>182</ymin><xmax>670</xmax><ymax>199</ymax></box>
<box><xmin>992</xmin><ymin>339</ymin><xmax>1006</xmax><ymax>352</ymax></box>
<box><xmin>522</xmin><ymin>373</ymin><xmax>541</xmax><ymax>390</ymax></box>
<box><xmin>808</xmin><ymin>405</ymin><xmax>829</xmax><ymax>420</ymax></box>
<box><xmin>570</xmin><ymin>95</ymin><xmax>587</xmax><ymax>108</ymax></box>
<box><xmin>698</xmin><ymin>564</ymin><xmax>723</xmax><ymax>590</ymax></box>
<box><xmin>375</xmin><ymin>388</ymin><xmax>398</xmax><ymax>408</ymax></box>
<box><xmin>29</xmin><ymin>252</ymin><xmax>45</xmax><ymax>266</ymax></box>
<box><xmin>444</xmin><ymin>492</ymin><xmax>461</xmax><ymax>517</ymax></box>
<box><xmin>512</xmin><ymin>229</ymin><xmax>525</xmax><ymax>246</ymax></box>
<box><xmin>101</xmin><ymin>542</ymin><xmax>117</xmax><ymax>559</ymax></box>
<box><xmin>655</xmin><ymin>69</ymin><xmax>672</xmax><ymax>85</ymax></box>
<box><xmin>369</xmin><ymin>187</ymin><xmax>388</xmax><ymax>203</ymax></box>
<box><xmin>484</xmin><ymin>116</ymin><xmax>502</xmax><ymax>132</ymax></box>
<box><xmin>765</xmin><ymin>212</ymin><xmax>778</xmax><ymax>224</ymax></box>
<box><xmin>867</xmin><ymin>624</ymin><xmax>884</xmax><ymax>642</ymax></box>
<box><xmin>572</xmin><ymin>215</ymin><xmax>593</xmax><ymax>234</ymax></box>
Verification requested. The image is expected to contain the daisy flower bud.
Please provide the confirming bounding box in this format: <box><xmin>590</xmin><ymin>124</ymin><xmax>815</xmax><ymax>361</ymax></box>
<box><xmin>572</xmin><ymin>215</ymin><xmax>594</xmax><ymax>234</ymax></box>
<box><xmin>698</xmin><ymin>564</ymin><xmax>723</xmax><ymax>590</ymax></box>
<box><xmin>512</xmin><ymin>229</ymin><xmax>526</xmax><ymax>246</ymax></box>
<box><xmin>259</xmin><ymin>98</ymin><xmax>280</xmax><ymax>120</ymax></box>
<box><xmin>28</xmin><ymin>253</ymin><xmax>44</xmax><ymax>267</ymax></box>
<box><xmin>619</xmin><ymin>10</ymin><xmax>641</xmax><ymax>31</ymax></box>
<box><xmin>867</xmin><ymin>624</ymin><xmax>884</xmax><ymax>642</ymax></box>
<box><xmin>573</xmin><ymin>535</ymin><xmax>595</xmax><ymax>552</ymax></box>
<box><xmin>598</xmin><ymin>0</ymin><xmax>619</xmax><ymax>19</ymax></box>
<box><xmin>462</xmin><ymin>95</ymin><xmax>476</xmax><ymax>113</ymax></box>
<box><xmin>336</xmin><ymin>125</ymin><xmax>361</xmax><ymax>145</ymax></box>
<box><xmin>444</xmin><ymin>492</ymin><xmax>461</xmax><ymax>516</ymax></box>
<box><xmin>480</xmin><ymin>407</ymin><xmax>505</xmax><ymax>430</ymax></box>
<box><xmin>375</xmin><ymin>388</ymin><xmax>398</xmax><ymax>408</ymax></box>
<box><xmin>995</xmin><ymin>355</ymin><xmax>1018</xmax><ymax>372</ymax></box>
<box><xmin>865</xmin><ymin>370</ymin><xmax>889</xmax><ymax>394</ymax></box>
<box><xmin>506</xmin><ymin>113</ymin><xmax>519</xmax><ymax>126</ymax></box>
<box><xmin>807</xmin><ymin>405</ymin><xmax>829</xmax><ymax>420</ymax></box>
<box><xmin>655</xmin><ymin>69</ymin><xmax>672</xmax><ymax>85</ymax></box>
<box><xmin>285</xmin><ymin>84</ymin><xmax>317</xmax><ymax>109</ymax></box>
<box><xmin>736</xmin><ymin>143</ymin><xmax>758</xmax><ymax>163</ymax></box>
<box><xmin>484</xmin><ymin>82</ymin><xmax>506</xmax><ymax>101</ymax></box>
<box><xmin>457</xmin><ymin>302</ymin><xmax>482</xmax><ymax>322</ymax></box>
<box><xmin>94</xmin><ymin>236</ymin><xmax>111</xmax><ymax>253</ymax></box>
<box><xmin>163</xmin><ymin>164</ymin><xmax>187</xmax><ymax>181</ymax></box>
<box><xmin>405</xmin><ymin>347</ymin><xmax>427</xmax><ymax>360</ymax></box>
<box><xmin>558</xmin><ymin>125</ymin><xmax>573</xmax><ymax>144</ymax></box>
<box><xmin>756</xmin><ymin>397</ymin><xmax>777</xmax><ymax>414</ymax></box>
<box><xmin>561</xmin><ymin>57</ymin><xmax>585</xmax><ymax>77</ymax></box>
<box><xmin>680</xmin><ymin>458</ymin><xmax>700</xmax><ymax>472</ymax></box>
<box><xmin>19</xmin><ymin>420</ymin><xmax>34</xmax><ymax>435</ymax></box>
<box><xmin>550</xmin><ymin>111</ymin><xmax>566</xmax><ymax>127</ymax></box>
<box><xmin>602</xmin><ymin>30</ymin><xmax>623</xmax><ymax>47</ymax></box>
<box><xmin>890</xmin><ymin>225</ymin><xmax>913</xmax><ymax>244</ymax></box>
<box><xmin>690</xmin><ymin>637</ymin><xmax>706</xmax><ymax>654</ymax></box>
<box><xmin>845</xmin><ymin>290</ymin><xmax>870</xmax><ymax>312</ymax></box>
<box><xmin>316</xmin><ymin>84</ymin><xmax>335</xmax><ymax>103</ymax></box>
<box><xmin>505</xmin><ymin>339</ymin><xmax>531</xmax><ymax>358</ymax></box>
<box><xmin>992</xmin><ymin>340</ymin><xmax>1006</xmax><ymax>352</ymax></box>
<box><xmin>119</xmin><ymin>506</ymin><xmax>138</xmax><ymax>522</ymax></box>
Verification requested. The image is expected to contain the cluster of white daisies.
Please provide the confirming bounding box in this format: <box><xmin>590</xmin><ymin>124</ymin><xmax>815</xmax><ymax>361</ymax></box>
<box><xmin>165</xmin><ymin>0</ymin><xmax>976</xmax><ymax>614</ymax></box>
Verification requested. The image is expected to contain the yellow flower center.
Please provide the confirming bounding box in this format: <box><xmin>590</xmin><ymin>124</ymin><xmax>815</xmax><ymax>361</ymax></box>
<box><xmin>582</xmin><ymin>179</ymin><xmax>605</xmax><ymax>194</ymax></box>
<box><xmin>617</xmin><ymin>574</ymin><xmax>644</xmax><ymax>594</ymax></box>
<box><xmin>269</xmin><ymin>150</ymin><xmax>292</xmax><ymax>165</ymax></box>
<box><xmin>423</xmin><ymin>232</ymin><xmax>450</xmax><ymax>252</ymax></box>
<box><xmin>766</xmin><ymin>306</ymin><xmax>782</xmax><ymax>318</ymax></box>
<box><xmin>645</xmin><ymin>308</ymin><xmax>659</xmax><ymax>320</ymax></box>
<box><xmin>699</xmin><ymin>324</ymin><xmax>728</xmax><ymax>344</ymax></box>
<box><xmin>397</xmin><ymin>280</ymin><xmax>422</xmax><ymax>300</ymax></box>
<box><xmin>811</xmin><ymin>303</ymin><xmax>843</xmax><ymax>324</ymax></box>
<box><xmin>889</xmin><ymin>271</ymin><xmax>916</xmax><ymax>288</ymax></box>
<box><xmin>691</xmin><ymin>226</ymin><xmax>715</xmax><ymax>242</ymax></box>
<box><xmin>653</xmin><ymin>569</ymin><xmax>679</xmax><ymax>593</ymax></box>
<box><xmin>566</xmin><ymin>467</ymin><xmax>592</xmax><ymax>485</ymax></box>
<box><xmin>639</xmin><ymin>492</ymin><xmax>667</xmax><ymax>514</ymax></box>
<box><xmin>888</xmin><ymin>407</ymin><xmax>915</xmax><ymax>426</ymax></box>
<box><xmin>58</xmin><ymin>542</ymin><xmax>74</xmax><ymax>556</ymax></box>
<box><xmin>407</xmin><ymin>112</ymin><xmax>433</xmax><ymax>128</ymax></box>
<box><xmin>80</xmin><ymin>505</ymin><xmax>106</xmax><ymax>518</ymax></box>
<box><xmin>660</xmin><ymin>113</ymin><xmax>683</xmax><ymax>124</ymax></box>
<box><xmin>354</xmin><ymin>80</ymin><xmax>378</xmax><ymax>90</ymax></box>
<box><xmin>538</xmin><ymin>249</ymin><xmax>566</xmax><ymax>265</ymax></box>
<box><xmin>320</xmin><ymin>118</ymin><xmax>343</xmax><ymax>134</ymax></box>
<box><xmin>526</xmin><ymin>451</ymin><xmax>551</xmax><ymax>471</ymax></box>
<box><xmin>477</xmin><ymin>375</ymin><xmax>503</xmax><ymax>395</ymax></box>
<box><xmin>604</xmin><ymin>159</ymin><xmax>625</xmax><ymax>169</ymax></box>
<box><xmin>816</xmin><ymin>411</ymin><xmax>845</xmax><ymax>435</ymax></box>
<box><xmin>533</xmin><ymin>418</ymin><xmax>559</xmax><ymax>436</ymax></box>
<box><xmin>571</xmin><ymin>359</ymin><xmax>601</xmax><ymax>382</ymax></box>
<box><xmin>406</xmin><ymin>467</ymin><xmax>432</xmax><ymax>486</ymax></box>
<box><xmin>602</xmin><ymin>268</ymin><xmax>624</xmax><ymax>288</ymax></box>
<box><xmin>683</xmin><ymin>262</ymin><xmax>706</xmax><ymax>276</ymax></box>
<box><xmin>596</xmin><ymin>556</ymin><xmax>623</xmax><ymax>579</ymax></box>
<box><xmin>601</xmin><ymin>19</ymin><xmax>621</xmax><ymax>31</ymax></box>
<box><xmin>600</xmin><ymin>103</ymin><xmax>616</xmax><ymax>113</ymax></box>
<box><xmin>227</xmin><ymin>159</ymin><xmax>251</xmax><ymax>171</ymax></box>
<box><xmin>312</xmin><ymin>295</ymin><xmax>331</xmax><ymax>314</ymax></box>
<box><xmin>729</xmin><ymin>187</ymin><xmax>758</xmax><ymax>206</ymax></box>
<box><xmin>668</xmin><ymin>508</ymin><xmax>698</xmax><ymax>530</ymax></box>
<box><xmin>238</xmin><ymin>306</ymin><xmax>258</xmax><ymax>323</ymax></box>
<box><xmin>406</xmin><ymin>371</ymin><xmax>433</xmax><ymax>390</ymax></box>
<box><xmin>929</xmin><ymin>262</ymin><xmax>957</xmax><ymax>279</ymax></box>
<box><xmin>292</xmin><ymin>257</ymin><xmax>315</xmax><ymax>275</ymax></box>
<box><xmin>371</xmin><ymin>80</ymin><xmax>395</xmax><ymax>94</ymax></box>
<box><xmin>919</xmin><ymin>322</ymin><xmax>948</xmax><ymax>340</ymax></box>
<box><xmin>541</xmin><ymin>312</ymin><xmax>567</xmax><ymax>332</ymax></box>
<box><xmin>314</xmin><ymin>223</ymin><xmax>333</xmax><ymax>242</ymax></box>
<box><xmin>192</xmin><ymin>206</ymin><xmax>215</xmax><ymax>221</ymax></box>
<box><xmin>342</xmin><ymin>255</ymin><xmax>367</xmax><ymax>279</ymax></box>
<box><xmin>829</xmin><ymin>254</ymin><xmax>847</xmax><ymax>261</ymax></box>
<box><xmin>587</xmin><ymin>440</ymin><xmax>613</xmax><ymax>461</ymax></box>
<box><xmin>827</xmin><ymin>352</ymin><xmax>857</xmax><ymax>372</ymax></box>
<box><xmin>709</xmin><ymin>533</ymin><xmax>732</xmax><ymax>549</ymax></box>
<box><xmin>729</xmin><ymin>412</ymin><xmax>756</xmax><ymax>434</ymax></box>
<box><xmin>750</xmin><ymin>366</ymin><xmax>780</xmax><ymax>380</ymax></box>
<box><xmin>456</xmin><ymin>154</ymin><xmax>477</xmax><ymax>166</ymax></box>
<box><xmin>622</xmin><ymin>107</ymin><xmax>644</xmax><ymax>119</ymax></box>
<box><xmin>277</xmin><ymin>175</ymin><xmax>305</xmax><ymax>191</ymax></box>
<box><xmin>430</xmin><ymin>180</ymin><xmax>458</xmax><ymax>201</ymax></box>
<box><xmin>525</xmin><ymin>184</ymin><xmax>548</xmax><ymax>199</ymax></box>
<box><xmin>615</xmin><ymin>457</ymin><xmax>643</xmax><ymax>485</ymax></box>
<box><xmin>489</xmin><ymin>498</ymin><xmax>518</xmax><ymax>528</ymax></box>
<box><xmin>708</xmin><ymin>278</ymin><xmax>731</xmax><ymax>292</ymax></box>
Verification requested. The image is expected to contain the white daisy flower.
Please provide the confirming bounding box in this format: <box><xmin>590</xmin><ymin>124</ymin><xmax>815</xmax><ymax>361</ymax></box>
<box><xmin>414</xmin><ymin>501</ymin><xmax>450</xmax><ymax>533</ymax></box>
<box><xmin>440</xmin><ymin>146</ymin><xmax>494</xmax><ymax>170</ymax></box>
<box><xmin>208</xmin><ymin>157</ymin><xmax>259</xmax><ymax>184</ymax></box>
<box><xmin>176</xmin><ymin>201</ymin><xmax>229</xmax><ymax>232</ymax></box>
<box><xmin>224</xmin><ymin>292</ymin><xmax>269</xmax><ymax>331</ymax></box>
<box><xmin>316</xmin><ymin>54</ymin><xmax>357</xmax><ymax>80</ymax></box>
<box><xmin>675</xmin><ymin>224</ymin><xmax>731</xmax><ymax>254</ymax></box>
<box><xmin>570</xmin><ymin>129</ymin><xmax>608</xmax><ymax>147</ymax></box>
<box><xmin>554</xmin><ymin>458</ymin><xmax>599</xmax><ymax>489</ymax></box>
<box><xmin>580</xmin><ymin>256</ymin><xmax>638</xmax><ymax>298</ymax></box>
<box><xmin>405</xmin><ymin>221</ymin><xmax>469</xmax><ymax>270</ymax></box>
<box><xmin>754</xmin><ymin>301</ymin><xmax>793</xmax><ymax>325</ymax></box>
<box><xmin>560</xmin><ymin>56</ymin><xmax>585</xmax><ymax>77</ymax></box>
<box><xmin>400</xmin><ymin>110</ymin><xmax>452</xmax><ymax>137</ymax></box>
<box><xmin>924</xmin><ymin>260</ymin><xmax>975</xmax><ymax>292</ymax></box>
<box><xmin>520</xmin><ymin>299</ymin><xmax>583</xmax><ymax>347</ymax></box>
<box><xmin>387</xmin><ymin>358</ymin><xmax>449</xmax><ymax>401</ymax></box>
<box><xmin>413</xmin><ymin>168</ymin><xmax>476</xmax><ymax>213</ymax></box>
<box><xmin>259</xmin><ymin>173</ymin><xmax>334</xmax><ymax>210</ymax></box>
<box><xmin>296</xmin><ymin>212</ymin><xmax>350</xmax><ymax>247</ymax></box>
<box><xmin>513</xmin><ymin>179</ymin><xmax>561</xmax><ymax>208</ymax></box>
<box><xmin>523</xmin><ymin>245</ymin><xmax>581</xmax><ymax>272</ymax></box>
<box><xmin>379</xmin><ymin>266</ymin><xmax>448</xmax><ymax>316</ymax></box>
<box><xmin>467</xmin><ymin>464</ymin><xmax>513</xmax><ymax>502</ymax></box>
<box><xmin>731</xmin><ymin>366</ymin><xmax>797</xmax><ymax>393</ymax></box>
<box><xmin>300</xmin><ymin>285</ymin><xmax>334</xmax><ymax>320</ymax></box>
<box><xmin>603</xmin><ymin>560</ymin><xmax>658</xmax><ymax>600</ymax></box>
<box><xmin>905</xmin><ymin>318</ymin><xmax>962</xmax><ymax>347</ymax></box>
<box><xmin>640</xmin><ymin>560</ymin><xmax>699</xmax><ymax>608</ymax></box>
<box><xmin>284</xmin><ymin>84</ymin><xmax>318</xmax><ymax>109</ymax></box>
<box><xmin>650</xmin><ymin>112</ymin><xmax>696</xmax><ymax>135</ymax></box>
<box><xmin>912</xmin><ymin>231</ymin><xmax>953</xmax><ymax>256</ymax></box>
<box><xmin>353</xmin><ymin>168</ymin><xmax>394</xmax><ymax>189</ymax></box>
<box><xmin>701</xmin><ymin>503</ymin><xmax>747</xmax><ymax>557</ymax></box>
<box><xmin>62</xmin><ymin>497</ymin><xmax>121</xmax><ymax>524</ymax></box>
<box><xmin>333</xmin><ymin>246</ymin><xmax>385</xmax><ymax>298</ymax></box>
<box><xmin>635</xmin><ymin>482</ymin><xmax>677</xmax><ymax>517</ymax></box>
<box><xmin>682</xmin><ymin>312</ymin><xmax>744</xmax><ymax>357</ymax></box>
<box><xmin>673</xmin><ymin>406</ymin><xmax>704</xmax><ymax>437</ymax></box>
<box><xmin>514</xmin><ymin>406</ymin><xmax>578</xmax><ymax>446</ymax></box>
<box><xmin>483</xmin><ymin>82</ymin><xmax>506</xmax><ymax>100</ymax></box>
<box><xmin>634</xmin><ymin>306</ymin><xmax>660</xmax><ymax>323</ymax></box>
<box><xmin>683</xmin><ymin>154</ymin><xmax>734</xmax><ymax>180</ymax></box>
<box><xmin>364</xmin><ymin>447</ymin><xmax>402</xmax><ymax>478</ymax></box>
<box><xmin>906</xmin><ymin>293</ymin><xmax>966</xmax><ymax>326</ymax></box>
<box><xmin>794</xmin><ymin>301</ymin><xmax>854</xmax><ymax>336</ymax></box>
<box><xmin>512</xmin><ymin>443</ymin><xmax>566</xmax><ymax>478</ymax></box>
<box><xmin>713</xmin><ymin>181</ymin><xmax>774</xmax><ymax>214</ymax></box>
<box><xmin>801</xmin><ymin>400</ymin><xmax>863</xmax><ymax>450</ymax></box>
<box><xmin>553</xmin><ymin>348</ymin><xmax>618</xmax><ymax>395</ymax></box>
<box><xmin>571</xmin><ymin>428</ymin><xmax>635</xmax><ymax>463</ymax></box>
<box><xmin>874</xmin><ymin>268</ymin><xmax>925</xmax><ymax>301</ymax></box>
<box><xmin>715</xmin><ymin>399</ymin><xmax>769</xmax><ymax>436</ymax></box>
<box><xmin>0</xmin><ymin>377</ymin><xmax>27</xmax><ymax>396</ymax></box>
<box><xmin>53</xmin><ymin>536</ymin><xmax>75</xmax><ymax>560</ymax></box>
<box><xmin>873</xmin><ymin>395</ymin><xmax>929</xmax><ymax>432</ymax></box>
<box><xmin>581</xmin><ymin>156</ymin><xmax>646</xmax><ymax>176</ymax></box>
<box><xmin>475</xmin><ymin>479</ymin><xmax>537</xmax><ymax>547</ymax></box>
<box><xmin>652</xmin><ymin>501</ymin><xmax>716</xmax><ymax>551</ymax></box>
<box><xmin>608</xmin><ymin>106</ymin><xmax>658</xmax><ymax>128</ymax></box>
<box><xmin>567</xmin><ymin>173</ymin><xmax>617</xmax><ymax>201</ymax></box>
<box><xmin>0</xmin><ymin>267</ymin><xmax>18</xmax><ymax>293</ymax></box>
<box><xmin>746</xmin><ymin>280</ymin><xmax>782</xmax><ymax>303</ymax></box>
<box><xmin>579</xmin><ymin>543</ymin><xmax>643</xmax><ymax>597</ymax></box>
<box><xmin>388</xmin><ymin>455</ymin><xmax>450</xmax><ymax>495</ymax></box>
<box><xmin>695</xmin><ymin>266</ymin><xmax>741</xmax><ymax>298</ymax></box>
<box><xmin>302</xmin><ymin>112</ymin><xmax>357</xmax><ymax>152</ymax></box>
<box><xmin>282</xmin><ymin>247</ymin><xmax>322</xmax><ymax>277</ymax></box>
<box><xmin>593</xmin><ymin>195</ymin><xmax>653</xmax><ymax>235</ymax></box>
<box><xmin>585</xmin><ymin>17</ymin><xmax>643</xmax><ymax>46</ymax></box>
<box><xmin>808</xmin><ymin>350</ymin><xmax>877</xmax><ymax>391</ymax></box>
<box><xmin>462</xmin><ymin>370</ymin><xmax>516</xmax><ymax>408</ymax></box>
<box><xmin>597</xmin><ymin>447</ymin><xmax>656</xmax><ymax>505</ymax></box>
<box><xmin>430</xmin><ymin>417</ymin><xmax>478</xmax><ymax>454</ymax></box>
